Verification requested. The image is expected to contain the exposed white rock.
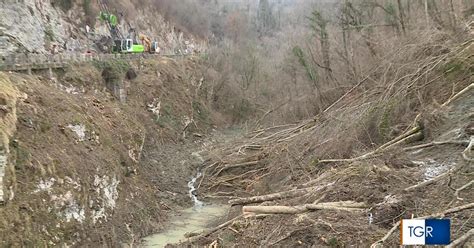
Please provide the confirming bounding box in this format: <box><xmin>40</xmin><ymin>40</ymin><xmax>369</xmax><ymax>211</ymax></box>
<box><xmin>147</xmin><ymin>98</ymin><xmax>161</xmax><ymax>118</ymax></box>
<box><xmin>64</xmin><ymin>176</ymin><xmax>81</xmax><ymax>190</ymax></box>
<box><xmin>67</xmin><ymin>124</ymin><xmax>86</xmax><ymax>141</ymax></box>
<box><xmin>412</xmin><ymin>159</ymin><xmax>456</xmax><ymax>181</ymax></box>
<box><xmin>91</xmin><ymin>175</ymin><xmax>120</xmax><ymax>224</ymax></box>
<box><xmin>51</xmin><ymin>191</ymin><xmax>85</xmax><ymax>223</ymax></box>
<box><xmin>0</xmin><ymin>151</ymin><xmax>5</xmax><ymax>203</ymax></box>
<box><xmin>56</xmin><ymin>83</ymin><xmax>84</xmax><ymax>95</ymax></box>
<box><xmin>35</xmin><ymin>177</ymin><xmax>56</xmax><ymax>193</ymax></box>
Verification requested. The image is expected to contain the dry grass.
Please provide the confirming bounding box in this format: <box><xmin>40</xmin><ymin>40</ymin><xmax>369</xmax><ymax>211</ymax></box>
<box><xmin>194</xmin><ymin>24</ymin><xmax>474</xmax><ymax>247</ymax></box>
<box><xmin>0</xmin><ymin>73</ymin><xmax>20</xmax><ymax>152</ymax></box>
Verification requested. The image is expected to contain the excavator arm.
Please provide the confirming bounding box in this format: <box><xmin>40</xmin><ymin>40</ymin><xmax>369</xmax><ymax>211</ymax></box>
<box><xmin>139</xmin><ymin>34</ymin><xmax>152</xmax><ymax>52</ymax></box>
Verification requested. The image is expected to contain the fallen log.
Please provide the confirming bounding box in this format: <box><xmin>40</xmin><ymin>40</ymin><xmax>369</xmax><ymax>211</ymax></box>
<box><xmin>243</xmin><ymin>205</ymin><xmax>307</xmax><ymax>214</ymax></box>
<box><xmin>446</xmin><ymin>228</ymin><xmax>474</xmax><ymax>248</ymax></box>
<box><xmin>213</xmin><ymin>161</ymin><xmax>260</xmax><ymax>177</ymax></box>
<box><xmin>454</xmin><ymin>180</ymin><xmax>474</xmax><ymax>201</ymax></box>
<box><xmin>441</xmin><ymin>83</ymin><xmax>473</xmax><ymax>107</ymax></box>
<box><xmin>404</xmin><ymin>165</ymin><xmax>462</xmax><ymax>192</ymax></box>
<box><xmin>403</xmin><ymin>140</ymin><xmax>469</xmax><ymax>151</ymax></box>
<box><xmin>377</xmin><ymin>123</ymin><xmax>421</xmax><ymax>151</ymax></box>
<box><xmin>318</xmin><ymin>124</ymin><xmax>422</xmax><ymax>164</ymax></box>
<box><xmin>184</xmin><ymin>215</ymin><xmax>243</xmax><ymax>243</ymax></box>
<box><xmin>462</xmin><ymin>136</ymin><xmax>473</xmax><ymax>162</ymax></box>
<box><xmin>242</xmin><ymin>201</ymin><xmax>367</xmax><ymax>215</ymax></box>
<box><xmin>229</xmin><ymin>183</ymin><xmax>331</xmax><ymax>206</ymax></box>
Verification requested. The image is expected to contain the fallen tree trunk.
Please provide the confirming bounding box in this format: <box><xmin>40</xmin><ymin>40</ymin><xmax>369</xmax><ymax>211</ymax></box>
<box><xmin>243</xmin><ymin>205</ymin><xmax>307</xmax><ymax>214</ymax></box>
<box><xmin>213</xmin><ymin>161</ymin><xmax>260</xmax><ymax>177</ymax></box>
<box><xmin>462</xmin><ymin>136</ymin><xmax>473</xmax><ymax>162</ymax></box>
<box><xmin>403</xmin><ymin>140</ymin><xmax>469</xmax><ymax>151</ymax></box>
<box><xmin>242</xmin><ymin>201</ymin><xmax>367</xmax><ymax>215</ymax></box>
<box><xmin>454</xmin><ymin>180</ymin><xmax>474</xmax><ymax>200</ymax></box>
<box><xmin>229</xmin><ymin>183</ymin><xmax>331</xmax><ymax>206</ymax></box>
<box><xmin>377</xmin><ymin>123</ymin><xmax>421</xmax><ymax>151</ymax></box>
<box><xmin>184</xmin><ymin>215</ymin><xmax>243</xmax><ymax>243</ymax></box>
<box><xmin>318</xmin><ymin>124</ymin><xmax>422</xmax><ymax>164</ymax></box>
<box><xmin>404</xmin><ymin>165</ymin><xmax>461</xmax><ymax>192</ymax></box>
<box><xmin>441</xmin><ymin>83</ymin><xmax>473</xmax><ymax>107</ymax></box>
<box><xmin>446</xmin><ymin>228</ymin><xmax>474</xmax><ymax>248</ymax></box>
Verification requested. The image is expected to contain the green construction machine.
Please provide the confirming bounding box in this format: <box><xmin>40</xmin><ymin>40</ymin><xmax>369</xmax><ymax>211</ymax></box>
<box><xmin>99</xmin><ymin>11</ymin><xmax>118</xmax><ymax>28</ymax></box>
<box><xmin>112</xmin><ymin>39</ymin><xmax>145</xmax><ymax>53</ymax></box>
<box><xmin>98</xmin><ymin>10</ymin><xmax>145</xmax><ymax>54</ymax></box>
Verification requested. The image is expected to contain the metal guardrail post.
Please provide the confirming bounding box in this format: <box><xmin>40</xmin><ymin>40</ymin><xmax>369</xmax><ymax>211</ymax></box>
<box><xmin>1</xmin><ymin>49</ymin><xmax>199</xmax><ymax>73</ymax></box>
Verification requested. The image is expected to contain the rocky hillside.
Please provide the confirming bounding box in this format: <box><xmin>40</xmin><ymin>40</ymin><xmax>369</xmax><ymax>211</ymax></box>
<box><xmin>0</xmin><ymin>0</ymin><xmax>206</xmax><ymax>55</ymax></box>
<box><xmin>0</xmin><ymin>56</ymin><xmax>225</xmax><ymax>246</ymax></box>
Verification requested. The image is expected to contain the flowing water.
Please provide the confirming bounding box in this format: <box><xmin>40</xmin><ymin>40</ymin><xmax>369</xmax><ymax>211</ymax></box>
<box><xmin>187</xmin><ymin>172</ymin><xmax>204</xmax><ymax>208</ymax></box>
<box><xmin>142</xmin><ymin>204</ymin><xmax>227</xmax><ymax>247</ymax></box>
<box><xmin>142</xmin><ymin>156</ymin><xmax>227</xmax><ymax>247</ymax></box>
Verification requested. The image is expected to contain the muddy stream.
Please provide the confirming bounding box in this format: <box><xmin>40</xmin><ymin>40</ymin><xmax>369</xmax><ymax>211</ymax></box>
<box><xmin>142</xmin><ymin>153</ymin><xmax>228</xmax><ymax>247</ymax></box>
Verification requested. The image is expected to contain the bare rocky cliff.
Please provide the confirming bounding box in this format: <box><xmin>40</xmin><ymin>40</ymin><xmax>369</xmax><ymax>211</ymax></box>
<box><xmin>0</xmin><ymin>0</ymin><xmax>207</xmax><ymax>55</ymax></box>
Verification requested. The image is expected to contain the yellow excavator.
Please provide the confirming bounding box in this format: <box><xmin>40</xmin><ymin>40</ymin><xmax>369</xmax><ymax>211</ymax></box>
<box><xmin>139</xmin><ymin>34</ymin><xmax>160</xmax><ymax>54</ymax></box>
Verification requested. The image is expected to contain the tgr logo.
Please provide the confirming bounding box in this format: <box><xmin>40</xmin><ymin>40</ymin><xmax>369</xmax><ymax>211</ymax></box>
<box><xmin>401</xmin><ymin>219</ymin><xmax>450</xmax><ymax>245</ymax></box>
<box><xmin>408</xmin><ymin>225</ymin><xmax>433</xmax><ymax>238</ymax></box>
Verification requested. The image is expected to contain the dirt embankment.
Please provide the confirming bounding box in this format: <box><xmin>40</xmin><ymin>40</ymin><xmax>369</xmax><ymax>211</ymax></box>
<box><xmin>185</xmin><ymin>34</ymin><xmax>474</xmax><ymax>246</ymax></box>
<box><xmin>0</xmin><ymin>56</ymin><xmax>225</xmax><ymax>246</ymax></box>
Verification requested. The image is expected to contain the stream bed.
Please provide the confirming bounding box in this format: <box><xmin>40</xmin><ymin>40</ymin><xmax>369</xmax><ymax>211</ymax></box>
<box><xmin>142</xmin><ymin>204</ymin><xmax>227</xmax><ymax>247</ymax></box>
<box><xmin>142</xmin><ymin>158</ymin><xmax>228</xmax><ymax>247</ymax></box>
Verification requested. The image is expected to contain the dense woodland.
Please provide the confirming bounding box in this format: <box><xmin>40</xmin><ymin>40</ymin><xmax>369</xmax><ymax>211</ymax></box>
<box><xmin>105</xmin><ymin>0</ymin><xmax>471</xmax><ymax>126</ymax></box>
<box><xmin>190</xmin><ymin>0</ymin><xmax>473</xmax><ymax>126</ymax></box>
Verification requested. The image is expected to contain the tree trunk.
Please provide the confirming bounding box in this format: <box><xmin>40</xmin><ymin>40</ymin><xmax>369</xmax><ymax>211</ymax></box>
<box><xmin>406</xmin><ymin>0</ymin><xmax>411</xmax><ymax>23</ymax></box>
<box><xmin>449</xmin><ymin>0</ymin><xmax>457</xmax><ymax>28</ymax></box>
<box><xmin>397</xmin><ymin>0</ymin><xmax>406</xmax><ymax>35</ymax></box>
<box><xmin>229</xmin><ymin>185</ymin><xmax>326</xmax><ymax>205</ymax></box>
<box><xmin>425</xmin><ymin>0</ymin><xmax>430</xmax><ymax>27</ymax></box>
<box><xmin>242</xmin><ymin>201</ymin><xmax>367</xmax><ymax>215</ymax></box>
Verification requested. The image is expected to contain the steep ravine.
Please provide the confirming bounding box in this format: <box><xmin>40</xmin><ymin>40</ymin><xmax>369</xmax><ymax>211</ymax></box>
<box><xmin>142</xmin><ymin>151</ymin><xmax>228</xmax><ymax>247</ymax></box>
<box><xmin>0</xmin><ymin>56</ymin><xmax>227</xmax><ymax>246</ymax></box>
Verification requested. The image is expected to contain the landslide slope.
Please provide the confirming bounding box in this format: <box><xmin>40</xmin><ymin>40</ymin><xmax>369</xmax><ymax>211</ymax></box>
<box><xmin>190</xmin><ymin>29</ymin><xmax>474</xmax><ymax>247</ymax></box>
<box><xmin>0</xmin><ymin>56</ymin><xmax>221</xmax><ymax>246</ymax></box>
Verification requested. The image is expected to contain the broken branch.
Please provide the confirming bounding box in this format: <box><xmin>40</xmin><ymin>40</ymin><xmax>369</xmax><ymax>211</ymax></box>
<box><xmin>403</xmin><ymin>140</ymin><xmax>469</xmax><ymax>151</ymax></box>
<box><xmin>462</xmin><ymin>136</ymin><xmax>473</xmax><ymax>162</ymax></box>
<box><xmin>446</xmin><ymin>228</ymin><xmax>474</xmax><ymax>248</ymax></box>
<box><xmin>454</xmin><ymin>180</ymin><xmax>474</xmax><ymax>201</ymax></box>
<box><xmin>441</xmin><ymin>83</ymin><xmax>473</xmax><ymax>107</ymax></box>
<box><xmin>213</xmin><ymin>161</ymin><xmax>260</xmax><ymax>177</ymax></box>
<box><xmin>318</xmin><ymin>123</ymin><xmax>422</xmax><ymax>164</ymax></box>
<box><xmin>184</xmin><ymin>215</ymin><xmax>243</xmax><ymax>243</ymax></box>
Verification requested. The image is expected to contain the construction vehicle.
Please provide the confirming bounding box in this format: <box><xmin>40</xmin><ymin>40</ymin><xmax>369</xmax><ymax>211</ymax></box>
<box><xmin>98</xmin><ymin>11</ymin><xmax>145</xmax><ymax>53</ymax></box>
<box><xmin>139</xmin><ymin>34</ymin><xmax>160</xmax><ymax>53</ymax></box>
<box><xmin>97</xmin><ymin>1</ymin><xmax>159</xmax><ymax>54</ymax></box>
<box><xmin>99</xmin><ymin>11</ymin><xmax>118</xmax><ymax>29</ymax></box>
<box><xmin>112</xmin><ymin>39</ymin><xmax>145</xmax><ymax>53</ymax></box>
